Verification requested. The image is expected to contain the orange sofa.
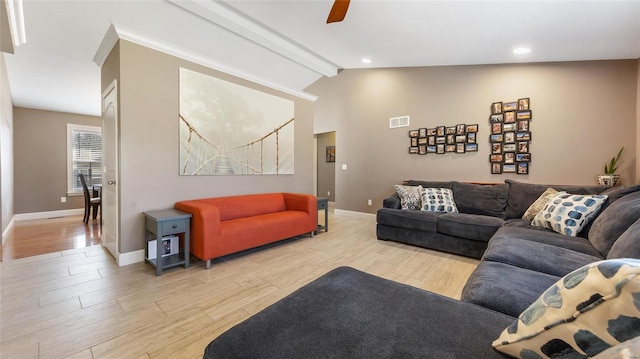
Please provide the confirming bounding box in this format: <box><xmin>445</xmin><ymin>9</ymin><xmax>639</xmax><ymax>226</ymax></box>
<box><xmin>175</xmin><ymin>193</ymin><xmax>317</xmax><ymax>269</ymax></box>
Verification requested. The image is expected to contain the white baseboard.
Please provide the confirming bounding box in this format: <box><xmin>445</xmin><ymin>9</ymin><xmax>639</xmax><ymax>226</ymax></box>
<box><xmin>14</xmin><ymin>208</ymin><xmax>84</xmax><ymax>221</ymax></box>
<box><xmin>116</xmin><ymin>249</ymin><xmax>145</xmax><ymax>266</ymax></box>
<box><xmin>333</xmin><ymin>209</ymin><xmax>376</xmax><ymax>219</ymax></box>
<box><xmin>2</xmin><ymin>217</ymin><xmax>15</xmax><ymax>244</ymax></box>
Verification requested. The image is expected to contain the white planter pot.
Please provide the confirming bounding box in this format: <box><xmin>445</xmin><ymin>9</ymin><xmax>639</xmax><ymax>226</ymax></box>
<box><xmin>597</xmin><ymin>174</ymin><xmax>621</xmax><ymax>187</ymax></box>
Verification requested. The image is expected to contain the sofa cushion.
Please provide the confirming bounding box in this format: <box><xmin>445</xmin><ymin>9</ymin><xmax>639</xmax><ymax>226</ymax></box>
<box><xmin>505</xmin><ymin>179</ymin><xmax>607</xmax><ymax>219</ymax></box>
<box><xmin>483</xmin><ymin>235</ymin><xmax>603</xmax><ymax>277</ymax></box>
<box><xmin>404</xmin><ymin>180</ymin><xmax>453</xmax><ymax>189</ymax></box>
<box><xmin>419</xmin><ymin>187</ymin><xmax>458</xmax><ymax>213</ymax></box>
<box><xmin>394</xmin><ymin>185</ymin><xmax>422</xmax><ymax>210</ymax></box>
<box><xmin>607</xmin><ymin>218</ymin><xmax>640</xmax><ymax>259</ymax></box>
<box><xmin>461</xmin><ymin>261</ymin><xmax>560</xmax><ymax>317</ymax></box>
<box><xmin>531</xmin><ymin>193</ymin><xmax>608</xmax><ymax>237</ymax></box>
<box><xmin>582</xmin><ymin>185</ymin><xmax>640</xmax><ymax>235</ymax></box>
<box><xmin>493</xmin><ymin>259</ymin><xmax>640</xmax><ymax>359</ymax></box>
<box><xmin>376</xmin><ymin>208</ymin><xmax>438</xmax><ymax>232</ymax></box>
<box><xmin>452</xmin><ymin>182</ymin><xmax>509</xmax><ymax>219</ymax></box>
<box><xmin>489</xmin><ymin>226</ymin><xmax>603</xmax><ymax>257</ymax></box>
<box><xmin>588</xmin><ymin>191</ymin><xmax>640</xmax><ymax>257</ymax></box>
<box><xmin>198</xmin><ymin>193</ymin><xmax>288</xmax><ymax>221</ymax></box>
<box><xmin>437</xmin><ymin>213</ymin><xmax>503</xmax><ymax>242</ymax></box>
<box><xmin>522</xmin><ymin>188</ymin><xmax>562</xmax><ymax>221</ymax></box>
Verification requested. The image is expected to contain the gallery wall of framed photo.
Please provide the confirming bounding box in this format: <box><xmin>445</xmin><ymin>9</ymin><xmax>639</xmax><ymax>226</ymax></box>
<box><xmin>489</xmin><ymin>98</ymin><xmax>531</xmax><ymax>175</ymax></box>
<box><xmin>408</xmin><ymin>124</ymin><xmax>479</xmax><ymax>155</ymax></box>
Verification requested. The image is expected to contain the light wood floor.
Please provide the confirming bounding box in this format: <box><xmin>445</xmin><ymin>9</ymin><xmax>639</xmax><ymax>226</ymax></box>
<box><xmin>1</xmin><ymin>210</ymin><xmax>479</xmax><ymax>359</ymax></box>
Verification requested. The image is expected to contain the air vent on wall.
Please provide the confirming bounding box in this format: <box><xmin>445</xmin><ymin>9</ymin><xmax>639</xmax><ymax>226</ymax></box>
<box><xmin>389</xmin><ymin>115</ymin><xmax>410</xmax><ymax>128</ymax></box>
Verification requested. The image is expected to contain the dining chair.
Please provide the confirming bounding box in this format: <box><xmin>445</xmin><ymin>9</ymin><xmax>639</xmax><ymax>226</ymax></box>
<box><xmin>78</xmin><ymin>173</ymin><xmax>101</xmax><ymax>224</ymax></box>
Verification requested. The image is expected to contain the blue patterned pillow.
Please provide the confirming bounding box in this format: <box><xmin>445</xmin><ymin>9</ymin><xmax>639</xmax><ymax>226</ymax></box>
<box><xmin>394</xmin><ymin>185</ymin><xmax>422</xmax><ymax>210</ymax></box>
<box><xmin>494</xmin><ymin>259</ymin><xmax>640</xmax><ymax>358</ymax></box>
<box><xmin>531</xmin><ymin>193</ymin><xmax>608</xmax><ymax>237</ymax></box>
<box><xmin>419</xmin><ymin>188</ymin><xmax>458</xmax><ymax>213</ymax></box>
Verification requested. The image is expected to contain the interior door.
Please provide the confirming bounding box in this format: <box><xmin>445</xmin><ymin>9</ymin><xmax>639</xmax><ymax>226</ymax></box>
<box><xmin>101</xmin><ymin>80</ymin><xmax>119</xmax><ymax>260</ymax></box>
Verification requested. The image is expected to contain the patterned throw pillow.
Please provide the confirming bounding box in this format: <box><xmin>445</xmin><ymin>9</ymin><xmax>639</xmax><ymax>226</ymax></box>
<box><xmin>394</xmin><ymin>185</ymin><xmax>423</xmax><ymax>210</ymax></box>
<box><xmin>420</xmin><ymin>188</ymin><xmax>458</xmax><ymax>213</ymax></box>
<box><xmin>522</xmin><ymin>188</ymin><xmax>563</xmax><ymax>221</ymax></box>
<box><xmin>493</xmin><ymin>259</ymin><xmax>640</xmax><ymax>358</ymax></box>
<box><xmin>531</xmin><ymin>193</ymin><xmax>608</xmax><ymax>236</ymax></box>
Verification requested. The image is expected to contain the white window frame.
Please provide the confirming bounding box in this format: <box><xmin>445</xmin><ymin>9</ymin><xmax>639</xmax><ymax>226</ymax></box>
<box><xmin>67</xmin><ymin>124</ymin><xmax>102</xmax><ymax>195</ymax></box>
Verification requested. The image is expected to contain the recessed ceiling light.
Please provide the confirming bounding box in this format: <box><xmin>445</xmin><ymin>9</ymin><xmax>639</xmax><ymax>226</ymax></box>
<box><xmin>361</xmin><ymin>57</ymin><xmax>372</xmax><ymax>64</ymax></box>
<box><xmin>513</xmin><ymin>47</ymin><xmax>531</xmax><ymax>55</ymax></box>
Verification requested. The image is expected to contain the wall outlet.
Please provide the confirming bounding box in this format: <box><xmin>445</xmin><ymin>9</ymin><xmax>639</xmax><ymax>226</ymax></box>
<box><xmin>60</xmin><ymin>196</ymin><xmax>66</xmax><ymax>203</ymax></box>
<box><xmin>327</xmin><ymin>191</ymin><xmax>331</xmax><ymax>196</ymax></box>
<box><xmin>341</xmin><ymin>164</ymin><xmax>347</xmax><ymax>170</ymax></box>
<box><xmin>367</xmin><ymin>199</ymin><xmax>372</xmax><ymax>206</ymax></box>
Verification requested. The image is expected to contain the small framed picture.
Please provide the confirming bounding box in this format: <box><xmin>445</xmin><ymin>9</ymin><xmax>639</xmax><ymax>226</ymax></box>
<box><xmin>446</xmin><ymin>134</ymin><xmax>455</xmax><ymax>145</ymax></box>
<box><xmin>518</xmin><ymin>98</ymin><xmax>530</xmax><ymax>111</ymax></box>
<box><xmin>326</xmin><ymin>146</ymin><xmax>336</xmax><ymax>162</ymax></box>
<box><xmin>518</xmin><ymin>120</ymin><xmax>529</xmax><ymax>132</ymax></box>
<box><xmin>491</xmin><ymin>163</ymin><xmax>502</xmax><ymax>174</ymax></box>
<box><xmin>466</xmin><ymin>124</ymin><xmax>479</xmax><ymax>133</ymax></box>
<box><xmin>504</xmin><ymin>131</ymin><xmax>515</xmax><ymax>143</ymax></box>
<box><xmin>491</xmin><ymin>102</ymin><xmax>503</xmax><ymax>114</ymax></box>
<box><xmin>427</xmin><ymin>128</ymin><xmax>437</xmax><ymax>136</ymax></box>
<box><xmin>503</xmin><ymin>101</ymin><xmax>517</xmax><ymax>112</ymax></box>
<box><xmin>518</xmin><ymin>141</ymin><xmax>529</xmax><ymax>153</ymax></box>
<box><xmin>490</xmin><ymin>114</ymin><xmax>504</xmax><ymax>123</ymax></box>
<box><xmin>504</xmin><ymin>111</ymin><xmax>516</xmax><ymax>123</ymax></box>
<box><xmin>436</xmin><ymin>144</ymin><xmax>445</xmax><ymax>154</ymax></box>
<box><xmin>491</xmin><ymin>123</ymin><xmax>502</xmax><ymax>134</ymax></box>
<box><xmin>503</xmin><ymin>143</ymin><xmax>516</xmax><ymax>152</ymax></box>
<box><xmin>516</xmin><ymin>110</ymin><xmax>532</xmax><ymax>120</ymax></box>
<box><xmin>446</xmin><ymin>144</ymin><xmax>456</xmax><ymax>153</ymax></box>
<box><xmin>467</xmin><ymin>132</ymin><xmax>476</xmax><ymax>144</ymax></box>
<box><xmin>492</xmin><ymin>143</ymin><xmax>502</xmax><ymax>154</ymax></box>
<box><xmin>409</xmin><ymin>147</ymin><xmax>419</xmax><ymax>154</ymax></box>
<box><xmin>466</xmin><ymin>143</ymin><xmax>478</xmax><ymax>152</ymax></box>
<box><xmin>418</xmin><ymin>137</ymin><xmax>428</xmax><ymax>145</ymax></box>
<box><xmin>503</xmin><ymin>164</ymin><xmax>517</xmax><ymax>173</ymax></box>
<box><xmin>490</xmin><ymin>134</ymin><xmax>504</xmax><ymax>142</ymax></box>
<box><xmin>516</xmin><ymin>153</ymin><xmax>531</xmax><ymax>162</ymax></box>
<box><xmin>516</xmin><ymin>132</ymin><xmax>531</xmax><ymax>141</ymax></box>
<box><xmin>490</xmin><ymin>154</ymin><xmax>503</xmax><ymax>163</ymax></box>
<box><xmin>419</xmin><ymin>128</ymin><xmax>427</xmax><ymax>138</ymax></box>
<box><xmin>456</xmin><ymin>124</ymin><xmax>466</xmax><ymax>135</ymax></box>
<box><xmin>428</xmin><ymin>136</ymin><xmax>436</xmax><ymax>146</ymax></box>
<box><xmin>446</xmin><ymin>126</ymin><xmax>456</xmax><ymax>135</ymax></box>
<box><xmin>503</xmin><ymin>123</ymin><xmax>516</xmax><ymax>132</ymax></box>
<box><xmin>456</xmin><ymin>143</ymin><xmax>466</xmax><ymax>153</ymax></box>
<box><xmin>411</xmin><ymin>137</ymin><xmax>418</xmax><ymax>147</ymax></box>
<box><xmin>456</xmin><ymin>135</ymin><xmax>467</xmax><ymax>143</ymax></box>
<box><xmin>409</xmin><ymin>129</ymin><xmax>419</xmax><ymax>137</ymax></box>
<box><xmin>427</xmin><ymin>146</ymin><xmax>437</xmax><ymax>153</ymax></box>
<box><xmin>419</xmin><ymin>145</ymin><xmax>427</xmax><ymax>155</ymax></box>
<box><xmin>436</xmin><ymin>136</ymin><xmax>446</xmax><ymax>144</ymax></box>
<box><xmin>517</xmin><ymin>162</ymin><xmax>529</xmax><ymax>174</ymax></box>
<box><xmin>504</xmin><ymin>152</ymin><xmax>515</xmax><ymax>164</ymax></box>
<box><xmin>436</xmin><ymin>126</ymin><xmax>445</xmax><ymax>136</ymax></box>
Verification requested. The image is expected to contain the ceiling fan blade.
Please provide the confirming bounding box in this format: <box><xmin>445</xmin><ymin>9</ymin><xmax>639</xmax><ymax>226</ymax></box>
<box><xmin>327</xmin><ymin>0</ymin><xmax>350</xmax><ymax>23</ymax></box>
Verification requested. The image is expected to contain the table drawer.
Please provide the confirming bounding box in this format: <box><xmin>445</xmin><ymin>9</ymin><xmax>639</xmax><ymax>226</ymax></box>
<box><xmin>162</xmin><ymin>219</ymin><xmax>186</xmax><ymax>234</ymax></box>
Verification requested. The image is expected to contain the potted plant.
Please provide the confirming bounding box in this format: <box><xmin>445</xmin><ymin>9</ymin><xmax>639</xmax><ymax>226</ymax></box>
<box><xmin>597</xmin><ymin>147</ymin><xmax>624</xmax><ymax>186</ymax></box>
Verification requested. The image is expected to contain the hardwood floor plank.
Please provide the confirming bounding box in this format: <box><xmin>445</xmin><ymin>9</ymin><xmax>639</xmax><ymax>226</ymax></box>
<box><xmin>0</xmin><ymin>210</ymin><xmax>480</xmax><ymax>358</ymax></box>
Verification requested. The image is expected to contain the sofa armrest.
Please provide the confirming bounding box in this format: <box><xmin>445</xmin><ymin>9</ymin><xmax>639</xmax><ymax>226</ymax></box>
<box><xmin>283</xmin><ymin>193</ymin><xmax>317</xmax><ymax>215</ymax></box>
<box><xmin>175</xmin><ymin>200</ymin><xmax>221</xmax><ymax>260</ymax></box>
<box><xmin>383</xmin><ymin>193</ymin><xmax>401</xmax><ymax>209</ymax></box>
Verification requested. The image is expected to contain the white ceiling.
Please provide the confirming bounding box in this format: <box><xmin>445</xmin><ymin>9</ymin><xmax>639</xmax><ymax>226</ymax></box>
<box><xmin>4</xmin><ymin>0</ymin><xmax>640</xmax><ymax>117</ymax></box>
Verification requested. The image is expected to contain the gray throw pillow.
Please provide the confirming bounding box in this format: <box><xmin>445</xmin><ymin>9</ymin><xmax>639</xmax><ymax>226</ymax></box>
<box><xmin>452</xmin><ymin>182</ymin><xmax>508</xmax><ymax>219</ymax></box>
<box><xmin>588</xmin><ymin>191</ymin><xmax>640</xmax><ymax>257</ymax></box>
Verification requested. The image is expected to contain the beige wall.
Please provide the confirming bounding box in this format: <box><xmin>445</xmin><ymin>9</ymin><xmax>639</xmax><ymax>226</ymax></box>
<box><xmin>102</xmin><ymin>40</ymin><xmax>315</xmax><ymax>254</ymax></box>
<box><xmin>317</xmin><ymin>131</ymin><xmax>336</xmax><ymax>201</ymax></box>
<box><xmin>637</xmin><ymin>59</ymin><xmax>640</xmax><ymax>183</ymax></box>
<box><xmin>307</xmin><ymin>60</ymin><xmax>638</xmax><ymax>213</ymax></box>
<box><xmin>1</xmin><ymin>53</ymin><xmax>13</xmax><ymax>237</ymax></box>
<box><xmin>13</xmin><ymin>107</ymin><xmax>101</xmax><ymax>214</ymax></box>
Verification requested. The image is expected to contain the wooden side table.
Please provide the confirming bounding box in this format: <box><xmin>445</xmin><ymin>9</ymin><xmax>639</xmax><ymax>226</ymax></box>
<box><xmin>317</xmin><ymin>197</ymin><xmax>329</xmax><ymax>233</ymax></box>
<box><xmin>143</xmin><ymin>209</ymin><xmax>191</xmax><ymax>276</ymax></box>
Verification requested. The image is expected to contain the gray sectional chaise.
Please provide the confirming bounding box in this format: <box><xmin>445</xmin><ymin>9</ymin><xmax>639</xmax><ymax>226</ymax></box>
<box><xmin>204</xmin><ymin>180</ymin><xmax>640</xmax><ymax>358</ymax></box>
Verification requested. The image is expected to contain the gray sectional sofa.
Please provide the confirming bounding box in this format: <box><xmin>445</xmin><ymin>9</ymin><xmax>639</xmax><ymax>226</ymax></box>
<box><xmin>203</xmin><ymin>180</ymin><xmax>640</xmax><ymax>358</ymax></box>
